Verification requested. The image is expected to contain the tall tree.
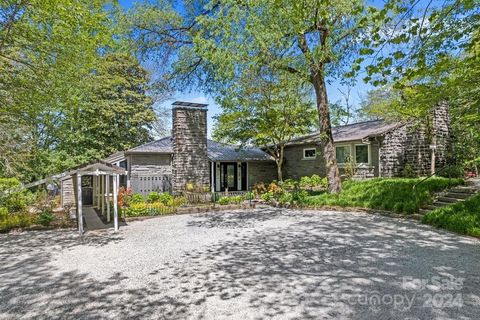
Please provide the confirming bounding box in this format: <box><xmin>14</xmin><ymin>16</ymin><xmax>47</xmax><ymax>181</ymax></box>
<box><xmin>360</xmin><ymin>31</ymin><xmax>480</xmax><ymax>171</ymax></box>
<box><xmin>0</xmin><ymin>1</ymin><xmax>164</xmax><ymax>180</ymax></box>
<box><xmin>213</xmin><ymin>69</ymin><xmax>317</xmax><ymax>181</ymax></box>
<box><xmin>61</xmin><ymin>53</ymin><xmax>156</xmax><ymax>158</ymax></box>
<box><xmin>125</xmin><ymin>0</ymin><xmax>396</xmax><ymax>193</ymax></box>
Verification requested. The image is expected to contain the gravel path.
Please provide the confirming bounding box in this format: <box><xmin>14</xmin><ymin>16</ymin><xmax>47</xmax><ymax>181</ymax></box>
<box><xmin>1</xmin><ymin>208</ymin><xmax>479</xmax><ymax>319</ymax></box>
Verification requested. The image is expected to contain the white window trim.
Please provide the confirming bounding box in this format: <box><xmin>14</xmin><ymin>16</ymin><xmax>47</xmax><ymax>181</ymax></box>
<box><xmin>335</xmin><ymin>144</ymin><xmax>353</xmax><ymax>165</ymax></box>
<box><xmin>303</xmin><ymin>148</ymin><xmax>317</xmax><ymax>160</ymax></box>
<box><xmin>354</xmin><ymin>143</ymin><xmax>371</xmax><ymax>165</ymax></box>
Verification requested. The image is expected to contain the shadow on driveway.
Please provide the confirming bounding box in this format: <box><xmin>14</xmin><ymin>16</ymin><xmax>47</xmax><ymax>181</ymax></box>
<box><xmin>0</xmin><ymin>209</ymin><xmax>479</xmax><ymax>319</ymax></box>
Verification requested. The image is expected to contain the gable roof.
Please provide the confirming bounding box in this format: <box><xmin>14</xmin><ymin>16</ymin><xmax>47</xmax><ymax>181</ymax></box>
<box><xmin>207</xmin><ymin>140</ymin><xmax>273</xmax><ymax>161</ymax></box>
<box><xmin>287</xmin><ymin>119</ymin><xmax>404</xmax><ymax>145</ymax></box>
<box><xmin>103</xmin><ymin>151</ymin><xmax>125</xmax><ymax>163</ymax></box>
<box><xmin>126</xmin><ymin>136</ymin><xmax>273</xmax><ymax>161</ymax></box>
<box><xmin>127</xmin><ymin>137</ymin><xmax>173</xmax><ymax>153</ymax></box>
<box><xmin>58</xmin><ymin>160</ymin><xmax>127</xmax><ymax>181</ymax></box>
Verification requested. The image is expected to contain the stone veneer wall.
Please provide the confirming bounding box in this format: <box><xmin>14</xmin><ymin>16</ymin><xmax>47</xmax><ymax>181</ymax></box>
<box><xmin>432</xmin><ymin>102</ymin><xmax>451</xmax><ymax>169</ymax></box>
<box><xmin>379</xmin><ymin>125</ymin><xmax>408</xmax><ymax>177</ymax></box>
<box><xmin>379</xmin><ymin>103</ymin><xmax>451</xmax><ymax>177</ymax></box>
<box><xmin>172</xmin><ymin>105</ymin><xmax>210</xmax><ymax>193</ymax></box>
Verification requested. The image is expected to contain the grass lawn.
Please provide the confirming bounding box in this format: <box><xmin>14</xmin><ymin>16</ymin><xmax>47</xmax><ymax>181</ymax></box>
<box><xmin>303</xmin><ymin>177</ymin><xmax>463</xmax><ymax>214</ymax></box>
<box><xmin>422</xmin><ymin>193</ymin><xmax>480</xmax><ymax>237</ymax></box>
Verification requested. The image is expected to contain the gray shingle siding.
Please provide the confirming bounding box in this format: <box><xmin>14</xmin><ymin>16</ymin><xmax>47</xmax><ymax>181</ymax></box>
<box><xmin>130</xmin><ymin>154</ymin><xmax>172</xmax><ymax>176</ymax></box>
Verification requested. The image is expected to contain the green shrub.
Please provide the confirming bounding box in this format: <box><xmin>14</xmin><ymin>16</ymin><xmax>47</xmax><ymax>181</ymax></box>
<box><xmin>299</xmin><ymin>174</ymin><xmax>328</xmax><ymax>190</ymax></box>
<box><xmin>303</xmin><ymin>177</ymin><xmax>462</xmax><ymax>214</ymax></box>
<box><xmin>401</xmin><ymin>164</ymin><xmax>416</xmax><ymax>178</ymax></box>
<box><xmin>0</xmin><ymin>207</ymin><xmax>7</xmax><ymax>219</ymax></box>
<box><xmin>146</xmin><ymin>191</ymin><xmax>161</xmax><ymax>203</ymax></box>
<box><xmin>37</xmin><ymin>209</ymin><xmax>54</xmax><ymax>227</ymax></box>
<box><xmin>243</xmin><ymin>192</ymin><xmax>254</xmax><ymax>201</ymax></box>
<box><xmin>130</xmin><ymin>193</ymin><xmax>144</xmax><ymax>204</ymax></box>
<box><xmin>217</xmin><ymin>196</ymin><xmax>243</xmax><ymax>205</ymax></box>
<box><xmin>277</xmin><ymin>189</ymin><xmax>308</xmax><ymax>205</ymax></box>
<box><xmin>422</xmin><ymin>193</ymin><xmax>480</xmax><ymax>237</ymax></box>
<box><xmin>218</xmin><ymin>197</ymin><xmax>230</xmax><ymax>205</ymax></box>
<box><xmin>292</xmin><ymin>189</ymin><xmax>309</xmax><ymax>203</ymax></box>
<box><xmin>278</xmin><ymin>179</ymin><xmax>297</xmax><ymax>191</ymax></box>
<box><xmin>437</xmin><ymin>165</ymin><xmax>465</xmax><ymax>178</ymax></box>
<box><xmin>120</xmin><ymin>202</ymin><xmax>176</xmax><ymax>217</ymax></box>
<box><xmin>230</xmin><ymin>195</ymin><xmax>243</xmax><ymax>204</ymax></box>
<box><xmin>261</xmin><ymin>192</ymin><xmax>274</xmax><ymax>202</ymax></box>
<box><xmin>279</xmin><ymin>192</ymin><xmax>293</xmax><ymax>204</ymax></box>
<box><xmin>158</xmin><ymin>192</ymin><xmax>174</xmax><ymax>205</ymax></box>
<box><xmin>0</xmin><ymin>210</ymin><xmax>33</xmax><ymax>231</ymax></box>
<box><xmin>172</xmin><ymin>196</ymin><xmax>187</xmax><ymax>207</ymax></box>
<box><xmin>0</xmin><ymin>177</ymin><xmax>21</xmax><ymax>192</ymax></box>
<box><xmin>0</xmin><ymin>178</ymin><xmax>34</xmax><ymax>213</ymax></box>
<box><xmin>343</xmin><ymin>156</ymin><xmax>357</xmax><ymax>180</ymax></box>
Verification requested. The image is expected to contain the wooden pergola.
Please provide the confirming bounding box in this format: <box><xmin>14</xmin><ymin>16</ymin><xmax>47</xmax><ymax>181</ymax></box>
<box><xmin>62</xmin><ymin>160</ymin><xmax>127</xmax><ymax>235</ymax></box>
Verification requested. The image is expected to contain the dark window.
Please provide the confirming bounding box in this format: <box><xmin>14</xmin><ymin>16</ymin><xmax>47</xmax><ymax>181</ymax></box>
<box><xmin>335</xmin><ymin>146</ymin><xmax>351</xmax><ymax>164</ymax></box>
<box><xmin>119</xmin><ymin>160</ymin><xmax>127</xmax><ymax>187</ymax></box>
<box><xmin>304</xmin><ymin>148</ymin><xmax>316</xmax><ymax>159</ymax></box>
<box><xmin>355</xmin><ymin>145</ymin><xmax>369</xmax><ymax>164</ymax></box>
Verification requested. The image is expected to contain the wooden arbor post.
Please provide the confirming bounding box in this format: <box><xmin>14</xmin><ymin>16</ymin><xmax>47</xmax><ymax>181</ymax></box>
<box><xmin>113</xmin><ymin>174</ymin><xmax>119</xmax><ymax>231</ymax></box>
<box><xmin>106</xmin><ymin>175</ymin><xmax>111</xmax><ymax>222</ymax></box>
<box><xmin>76</xmin><ymin>173</ymin><xmax>84</xmax><ymax>235</ymax></box>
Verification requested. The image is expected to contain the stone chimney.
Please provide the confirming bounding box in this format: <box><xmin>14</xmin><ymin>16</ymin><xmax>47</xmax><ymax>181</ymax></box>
<box><xmin>171</xmin><ymin>101</ymin><xmax>210</xmax><ymax>193</ymax></box>
<box><xmin>432</xmin><ymin>101</ymin><xmax>452</xmax><ymax>169</ymax></box>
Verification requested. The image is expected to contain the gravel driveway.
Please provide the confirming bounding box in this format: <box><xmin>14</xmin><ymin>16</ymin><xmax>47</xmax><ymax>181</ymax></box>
<box><xmin>1</xmin><ymin>208</ymin><xmax>479</xmax><ymax>319</ymax></box>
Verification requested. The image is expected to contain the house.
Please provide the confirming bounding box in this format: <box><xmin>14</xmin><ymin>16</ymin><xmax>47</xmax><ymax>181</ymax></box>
<box><xmin>60</xmin><ymin>101</ymin><xmax>276</xmax><ymax>207</ymax></box>
<box><xmin>281</xmin><ymin>102</ymin><xmax>451</xmax><ymax>180</ymax></box>
<box><xmin>59</xmin><ymin>101</ymin><xmax>451</xmax><ymax>207</ymax></box>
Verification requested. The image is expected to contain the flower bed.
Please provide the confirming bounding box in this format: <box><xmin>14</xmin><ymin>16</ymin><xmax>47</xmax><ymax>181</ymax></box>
<box><xmin>120</xmin><ymin>202</ymin><xmax>177</xmax><ymax>217</ymax></box>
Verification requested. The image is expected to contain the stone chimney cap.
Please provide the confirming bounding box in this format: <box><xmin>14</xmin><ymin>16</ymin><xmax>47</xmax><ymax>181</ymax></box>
<box><xmin>172</xmin><ymin>101</ymin><xmax>208</xmax><ymax>108</ymax></box>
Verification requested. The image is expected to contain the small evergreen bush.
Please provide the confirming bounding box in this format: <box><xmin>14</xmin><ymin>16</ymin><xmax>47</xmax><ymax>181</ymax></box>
<box><xmin>37</xmin><ymin>210</ymin><xmax>54</xmax><ymax>226</ymax></box>
<box><xmin>130</xmin><ymin>193</ymin><xmax>144</xmax><ymax>204</ymax></box>
<box><xmin>146</xmin><ymin>191</ymin><xmax>161</xmax><ymax>203</ymax></box>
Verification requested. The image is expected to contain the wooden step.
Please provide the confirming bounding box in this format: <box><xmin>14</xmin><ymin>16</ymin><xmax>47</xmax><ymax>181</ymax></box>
<box><xmin>431</xmin><ymin>201</ymin><xmax>452</xmax><ymax>208</ymax></box>
<box><xmin>450</xmin><ymin>186</ymin><xmax>478</xmax><ymax>194</ymax></box>
<box><xmin>444</xmin><ymin>192</ymin><xmax>473</xmax><ymax>199</ymax></box>
<box><xmin>437</xmin><ymin>196</ymin><xmax>464</xmax><ymax>203</ymax></box>
<box><xmin>419</xmin><ymin>209</ymin><xmax>431</xmax><ymax>215</ymax></box>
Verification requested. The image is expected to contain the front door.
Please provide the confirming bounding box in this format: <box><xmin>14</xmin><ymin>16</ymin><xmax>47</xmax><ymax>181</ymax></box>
<box><xmin>81</xmin><ymin>175</ymin><xmax>93</xmax><ymax>206</ymax></box>
<box><xmin>220</xmin><ymin>163</ymin><xmax>237</xmax><ymax>191</ymax></box>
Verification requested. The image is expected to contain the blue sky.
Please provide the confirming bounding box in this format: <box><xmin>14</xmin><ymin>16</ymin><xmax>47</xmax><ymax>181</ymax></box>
<box><xmin>118</xmin><ymin>0</ymin><xmax>374</xmax><ymax>137</ymax></box>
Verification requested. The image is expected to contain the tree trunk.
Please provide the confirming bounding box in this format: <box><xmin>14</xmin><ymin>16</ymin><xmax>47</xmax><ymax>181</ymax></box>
<box><xmin>311</xmin><ymin>72</ymin><xmax>342</xmax><ymax>193</ymax></box>
<box><xmin>276</xmin><ymin>163</ymin><xmax>283</xmax><ymax>181</ymax></box>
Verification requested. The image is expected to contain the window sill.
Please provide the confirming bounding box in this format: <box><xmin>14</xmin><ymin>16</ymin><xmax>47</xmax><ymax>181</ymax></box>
<box><xmin>302</xmin><ymin>157</ymin><xmax>317</xmax><ymax>161</ymax></box>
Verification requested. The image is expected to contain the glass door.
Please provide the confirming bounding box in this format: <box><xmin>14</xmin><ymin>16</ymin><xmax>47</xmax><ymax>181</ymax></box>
<box><xmin>220</xmin><ymin>163</ymin><xmax>237</xmax><ymax>191</ymax></box>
